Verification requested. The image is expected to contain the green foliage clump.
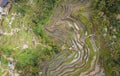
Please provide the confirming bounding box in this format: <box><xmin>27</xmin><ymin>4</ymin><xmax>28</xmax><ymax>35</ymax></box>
<box><xmin>93</xmin><ymin>0</ymin><xmax>120</xmax><ymax>27</ymax></box>
<box><xmin>15</xmin><ymin>45</ymin><xmax>59</xmax><ymax>76</ymax></box>
<box><xmin>0</xmin><ymin>46</ymin><xmax>13</xmax><ymax>56</ymax></box>
<box><xmin>16</xmin><ymin>49</ymin><xmax>38</xmax><ymax>69</ymax></box>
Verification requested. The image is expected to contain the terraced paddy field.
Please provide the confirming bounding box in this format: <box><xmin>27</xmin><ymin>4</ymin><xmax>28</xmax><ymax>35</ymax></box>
<box><xmin>41</xmin><ymin>0</ymin><xmax>105</xmax><ymax>76</ymax></box>
<box><xmin>0</xmin><ymin>0</ymin><xmax>119</xmax><ymax>76</ymax></box>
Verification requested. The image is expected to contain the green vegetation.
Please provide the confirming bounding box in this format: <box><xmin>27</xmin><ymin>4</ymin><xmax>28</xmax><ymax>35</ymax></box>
<box><xmin>0</xmin><ymin>0</ymin><xmax>61</xmax><ymax>76</ymax></box>
<box><xmin>92</xmin><ymin>0</ymin><xmax>120</xmax><ymax>76</ymax></box>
